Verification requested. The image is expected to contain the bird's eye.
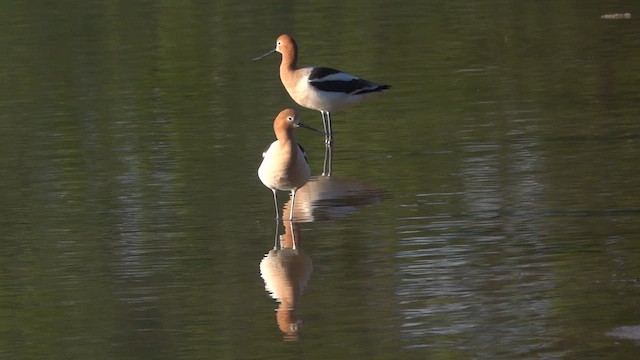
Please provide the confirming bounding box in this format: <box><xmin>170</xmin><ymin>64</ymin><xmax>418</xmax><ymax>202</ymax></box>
<box><xmin>277</xmin><ymin>41</ymin><xmax>282</xmax><ymax>46</ymax></box>
<box><xmin>287</xmin><ymin>116</ymin><xmax>294</xmax><ymax>122</ymax></box>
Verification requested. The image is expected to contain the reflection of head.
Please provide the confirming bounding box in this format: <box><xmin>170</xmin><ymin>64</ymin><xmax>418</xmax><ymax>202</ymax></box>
<box><xmin>277</xmin><ymin>303</ymin><xmax>301</xmax><ymax>341</ymax></box>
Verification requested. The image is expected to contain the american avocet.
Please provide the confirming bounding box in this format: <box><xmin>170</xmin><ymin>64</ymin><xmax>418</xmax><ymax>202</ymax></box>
<box><xmin>258</xmin><ymin>108</ymin><xmax>320</xmax><ymax>221</ymax></box>
<box><xmin>253</xmin><ymin>34</ymin><xmax>390</xmax><ymax>145</ymax></box>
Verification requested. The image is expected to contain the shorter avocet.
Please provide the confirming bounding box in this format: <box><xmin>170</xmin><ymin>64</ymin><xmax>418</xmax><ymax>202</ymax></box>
<box><xmin>258</xmin><ymin>108</ymin><xmax>321</xmax><ymax>220</ymax></box>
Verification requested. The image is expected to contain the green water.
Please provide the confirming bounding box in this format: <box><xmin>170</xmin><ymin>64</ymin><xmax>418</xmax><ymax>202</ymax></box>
<box><xmin>1</xmin><ymin>1</ymin><xmax>639</xmax><ymax>359</ymax></box>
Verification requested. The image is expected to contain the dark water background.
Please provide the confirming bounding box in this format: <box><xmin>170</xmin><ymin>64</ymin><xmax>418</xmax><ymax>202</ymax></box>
<box><xmin>1</xmin><ymin>1</ymin><xmax>639</xmax><ymax>359</ymax></box>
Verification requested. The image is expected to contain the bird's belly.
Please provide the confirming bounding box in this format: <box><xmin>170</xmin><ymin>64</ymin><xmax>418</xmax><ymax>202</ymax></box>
<box><xmin>289</xmin><ymin>83</ymin><xmax>361</xmax><ymax>112</ymax></box>
<box><xmin>258</xmin><ymin>156</ymin><xmax>310</xmax><ymax>191</ymax></box>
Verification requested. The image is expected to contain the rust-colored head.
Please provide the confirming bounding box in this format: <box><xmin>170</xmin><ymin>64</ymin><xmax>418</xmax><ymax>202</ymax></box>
<box><xmin>273</xmin><ymin>108</ymin><xmax>298</xmax><ymax>139</ymax></box>
<box><xmin>252</xmin><ymin>34</ymin><xmax>299</xmax><ymax>67</ymax></box>
<box><xmin>275</xmin><ymin>34</ymin><xmax>298</xmax><ymax>56</ymax></box>
<box><xmin>272</xmin><ymin>108</ymin><xmax>322</xmax><ymax>140</ymax></box>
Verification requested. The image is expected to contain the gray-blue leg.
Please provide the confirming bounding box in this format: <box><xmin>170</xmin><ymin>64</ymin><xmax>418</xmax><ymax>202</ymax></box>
<box><xmin>271</xmin><ymin>188</ymin><xmax>279</xmax><ymax>219</ymax></box>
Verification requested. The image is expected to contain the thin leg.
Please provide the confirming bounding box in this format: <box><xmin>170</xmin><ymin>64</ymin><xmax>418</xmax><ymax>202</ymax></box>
<box><xmin>321</xmin><ymin>111</ymin><xmax>329</xmax><ymax>143</ymax></box>
<box><xmin>271</xmin><ymin>188</ymin><xmax>279</xmax><ymax>220</ymax></box>
<box><xmin>288</xmin><ymin>189</ymin><xmax>297</xmax><ymax>221</ymax></box>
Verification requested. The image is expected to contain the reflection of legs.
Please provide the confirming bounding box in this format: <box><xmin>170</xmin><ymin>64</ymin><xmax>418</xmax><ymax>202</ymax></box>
<box><xmin>273</xmin><ymin>217</ymin><xmax>281</xmax><ymax>250</ymax></box>
<box><xmin>322</xmin><ymin>142</ymin><xmax>333</xmax><ymax>176</ymax></box>
<box><xmin>271</xmin><ymin>189</ymin><xmax>279</xmax><ymax>219</ymax></box>
<box><xmin>288</xmin><ymin>189</ymin><xmax>297</xmax><ymax>221</ymax></box>
<box><xmin>290</xmin><ymin>221</ymin><xmax>297</xmax><ymax>250</ymax></box>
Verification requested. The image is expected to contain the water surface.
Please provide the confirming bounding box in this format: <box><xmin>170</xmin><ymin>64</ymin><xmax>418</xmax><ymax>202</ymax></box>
<box><xmin>1</xmin><ymin>1</ymin><xmax>640</xmax><ymax>359</ymax></box>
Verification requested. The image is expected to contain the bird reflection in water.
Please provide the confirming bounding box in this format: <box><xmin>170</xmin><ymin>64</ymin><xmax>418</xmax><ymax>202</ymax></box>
<box><xmin>259</xmin><ymin>200</ymin><xmax>312</xmax><ymax>341</ymax></box>
<box><xmin>291</xmin><ymin>142</ymin><xmax>385</xmax><ymax>221</ymax></box>
<box><xmin>287</xmin><ymin>173</ymin><xmax>386</xmax><ymax>222</ymax></box>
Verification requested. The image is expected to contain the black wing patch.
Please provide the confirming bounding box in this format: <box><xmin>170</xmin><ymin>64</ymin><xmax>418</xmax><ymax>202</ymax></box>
<box><xmin>297</xmin><ymin>143</ymin><xmax>309</xmax><ymax>163</ymax></box>
<box><xmin>308</xmin><ymin>66</ymin><xmax>391</xmax><ymax>94</ymax></box>
<box><xmin>311</xmin><ymin>79</ymin><xmax>385</xmax><ymax>94</ymax></box>
<box><xmin>308</xmin><ymin>67</ymin><xmax>342</xmax><ymax>81</ymax></box>
<box><xmin>353</xmin><ymin>84</ymin><xmax>391</xmax><ymax>95</ymax></box>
